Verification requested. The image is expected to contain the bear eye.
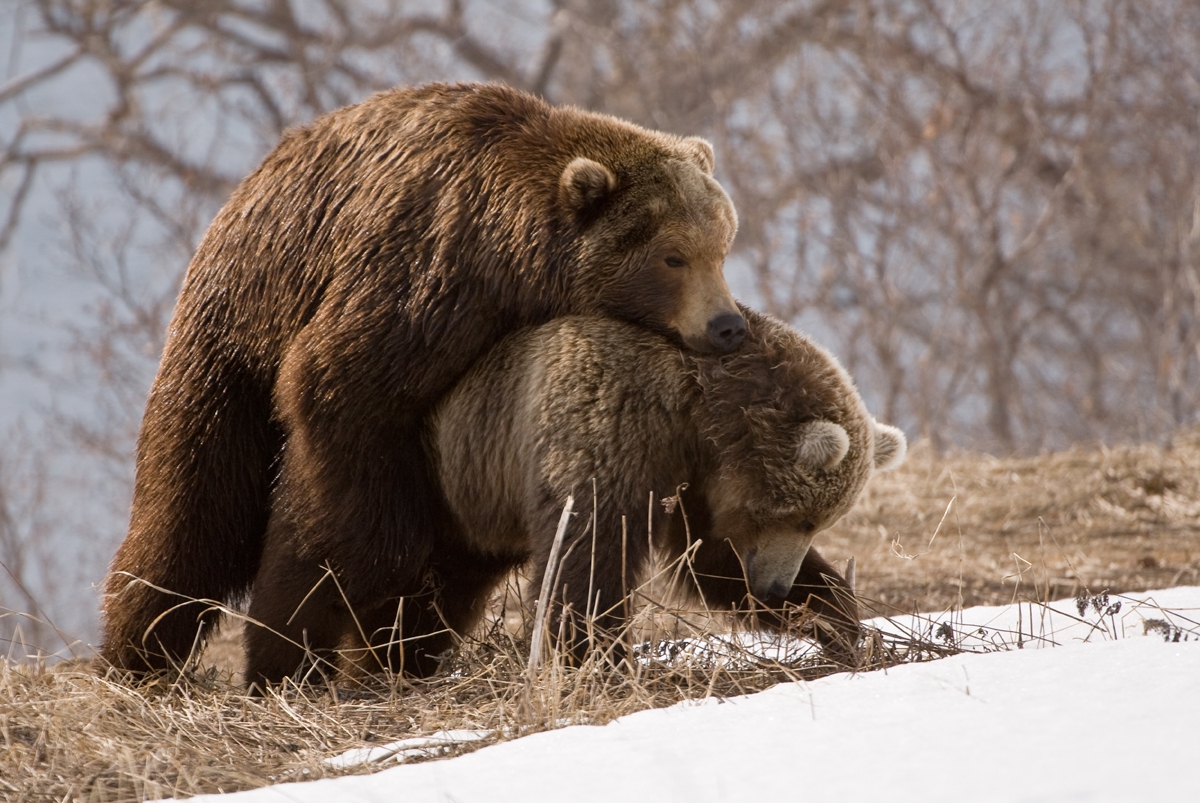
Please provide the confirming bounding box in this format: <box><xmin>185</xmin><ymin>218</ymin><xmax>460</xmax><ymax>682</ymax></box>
<box><xmin>799</xmin><ymin>520</ymin><xmax>816</xmax><ymax>534</ymax></box>
<box><xmin>664</xmin><ymin>256</ymin><xmax>687</xmax><ymax>268</ymax></box>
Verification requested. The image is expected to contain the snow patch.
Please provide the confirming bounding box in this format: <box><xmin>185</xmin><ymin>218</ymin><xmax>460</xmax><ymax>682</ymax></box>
<box><xmin>323</xmin><ymin>729</ymin><xmax>493</xmax><ymax>769</ymax></box>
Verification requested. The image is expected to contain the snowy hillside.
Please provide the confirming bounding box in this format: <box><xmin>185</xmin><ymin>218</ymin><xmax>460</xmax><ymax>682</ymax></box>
<box><xmin>169</xmin><ymin>587</ymin><xmax>1200</xmax><ymax>803</ymax></box>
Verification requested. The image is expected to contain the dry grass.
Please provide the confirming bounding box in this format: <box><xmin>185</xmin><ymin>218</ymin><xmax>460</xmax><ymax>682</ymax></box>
<box><xmin>0</xmin><ymin>615</ymin><xmax>921</xmax><ymax>802</ymax></box>
<box><xmin>3</xmin><ymin>429</ymin><xmax>1199</xmax><ymax>802</ymax></box>
<box><xmin>828</xmin><ymin>425</ymin><xmax>1200</xmax><ymax>617</ymax></box>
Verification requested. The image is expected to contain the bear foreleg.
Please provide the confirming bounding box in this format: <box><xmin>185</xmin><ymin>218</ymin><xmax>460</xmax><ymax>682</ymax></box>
<box><xmin>685</xmin><ymin>540</ymin><xmax>862</xmax><ymax>661</ymax></box>
<box><xmin>531</xmin><ymin>493</ymin><xmax>651</xmax><ymax>668</ymax></box>
<box><xmin>780</xmin><ymin>547</ymin><xmax>862</xmax><ymax>661</ymax></box>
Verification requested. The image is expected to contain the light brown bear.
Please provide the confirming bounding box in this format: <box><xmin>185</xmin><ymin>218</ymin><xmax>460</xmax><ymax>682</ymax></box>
<box><xmin>426</xmin><ymin>307</ymin><xmax>907</xmax><ymax>664</ymax></box>
<box><xmin>99</xmin><ymin>82</ymin><xmax>747</xmax><ymax>686</ymax></box>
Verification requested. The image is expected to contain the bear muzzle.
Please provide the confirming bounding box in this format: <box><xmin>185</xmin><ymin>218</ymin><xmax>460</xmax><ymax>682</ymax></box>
<box><xmin>668</xmin><ymin>260</ymin><xmax>744</xmax><ymax>354</ymax></box>
<box><xmin>745</xmin><ymin>529</ymin><xmax>817</xmax><ymax>604</ymax></box>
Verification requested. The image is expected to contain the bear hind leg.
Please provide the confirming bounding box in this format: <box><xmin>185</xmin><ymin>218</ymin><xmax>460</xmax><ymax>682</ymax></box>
<box><xmin>101</xmin><ymin>364</ymin><xmax>278</xmax><ymax>675</ymax></box>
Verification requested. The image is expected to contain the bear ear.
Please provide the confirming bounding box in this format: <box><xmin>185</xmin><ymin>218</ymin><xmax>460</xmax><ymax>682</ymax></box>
<box><xmin>872</xmin><ymin>419</ymin><xmax>907</xmax><ymax>471</ymax></box>
<box><xmin>559</xmin><ymin>157</ymin><xmax>616</xmax><ymax>216</ymax></box>
<box><xmin>680</xmin><ymin>136</ymin><xmax>715</xmax><ymax>175</ymax></box>
<box><xmin>796</xmin><ymin>420</ymin><xmax>850</xmax><ymax>471</ymax></box>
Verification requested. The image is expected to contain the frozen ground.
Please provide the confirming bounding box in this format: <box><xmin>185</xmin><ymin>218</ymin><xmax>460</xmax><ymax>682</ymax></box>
<box><xmin>171</xmin><ymin>587</ymin><xmax>1200</xmax><ymax>803</ymax></box>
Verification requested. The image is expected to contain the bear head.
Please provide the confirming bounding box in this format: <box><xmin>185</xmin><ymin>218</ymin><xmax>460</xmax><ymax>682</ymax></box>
<box><xmin>555</xmin><ymin>123</ymin><xmax>745</xmax><ymax>354</ymax></box>
<box><xmin>691</xmin><ymin>309</ymin><xmax>907</xmax><ymax>602</ymax></box>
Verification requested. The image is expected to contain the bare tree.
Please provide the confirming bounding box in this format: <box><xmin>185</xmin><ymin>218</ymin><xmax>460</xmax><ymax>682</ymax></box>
<box><xmin>0</xmin><ymin>433</ymin><xmax>53</xmax><ymax>655</ymax></box>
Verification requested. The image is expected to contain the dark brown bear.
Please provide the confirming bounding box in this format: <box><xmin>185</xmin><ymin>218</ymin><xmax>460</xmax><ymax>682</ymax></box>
<box><xmin>426</xmin><ymin>308</ymin><xmax>907</xmax><ymax>665</ymax></box>
<box><xmin>100</xmin><ymin>82</ymin><xmax>746</xmax><ymax>685</ymax></box>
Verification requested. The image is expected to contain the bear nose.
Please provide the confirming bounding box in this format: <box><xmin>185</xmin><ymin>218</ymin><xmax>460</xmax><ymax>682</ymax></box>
<box><xmin>757</xmin><ymin>580</ymin><xmax>791</xmax><ymax>607</ymax></box>
<box><xmin>707</xmin><ymin>312</ymin><xmax>746</xmax><ymax>352</ymax></box>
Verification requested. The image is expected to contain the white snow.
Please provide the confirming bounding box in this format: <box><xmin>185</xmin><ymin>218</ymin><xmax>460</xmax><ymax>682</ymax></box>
<box><xmin>171</xmin><ymin>587</ymin><xmax>1200</xmax><ymax>803</ymax></box>
<box><xmin>323</xmin><ymin>730</ymin><xmax>493</xmax><ymax>770</ymax></box>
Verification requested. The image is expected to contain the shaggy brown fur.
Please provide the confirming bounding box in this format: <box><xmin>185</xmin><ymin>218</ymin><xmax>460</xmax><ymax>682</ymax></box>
<box><xmin>428</xmin><ymin>308</ymin><xmax>907</xmax><ymax>664</ymax></box>
<box><xmin>99</xmin><ymin>82</ymin><xmax>745</xmax><ymax>686</ymax></box>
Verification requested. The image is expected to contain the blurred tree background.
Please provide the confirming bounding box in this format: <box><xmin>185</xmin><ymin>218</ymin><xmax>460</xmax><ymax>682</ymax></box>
<box><xmin>2</xmin><ymin>0</ymin><xmax>1198</xmax><ymax>653</ymax></box>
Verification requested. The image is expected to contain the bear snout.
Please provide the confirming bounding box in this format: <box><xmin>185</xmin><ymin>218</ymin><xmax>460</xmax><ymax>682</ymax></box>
<box><xmin>706</xmin><ymin>311</ymin><xmax>747</xmax><ymax>353</ymax></box>
<box><xmin>756</xmin><ymin>578</ymin><xmax>793</xmax><ymax>606</ymax></box>
<box><xmin>745</xmin><ymin>529</ymin><xmax>815</xmax><ymax>604</ymax></box>
<box><xmin>748</xmin><ymin>568</ymin><xmax>798</xmax><ymax>605</ymax></box>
